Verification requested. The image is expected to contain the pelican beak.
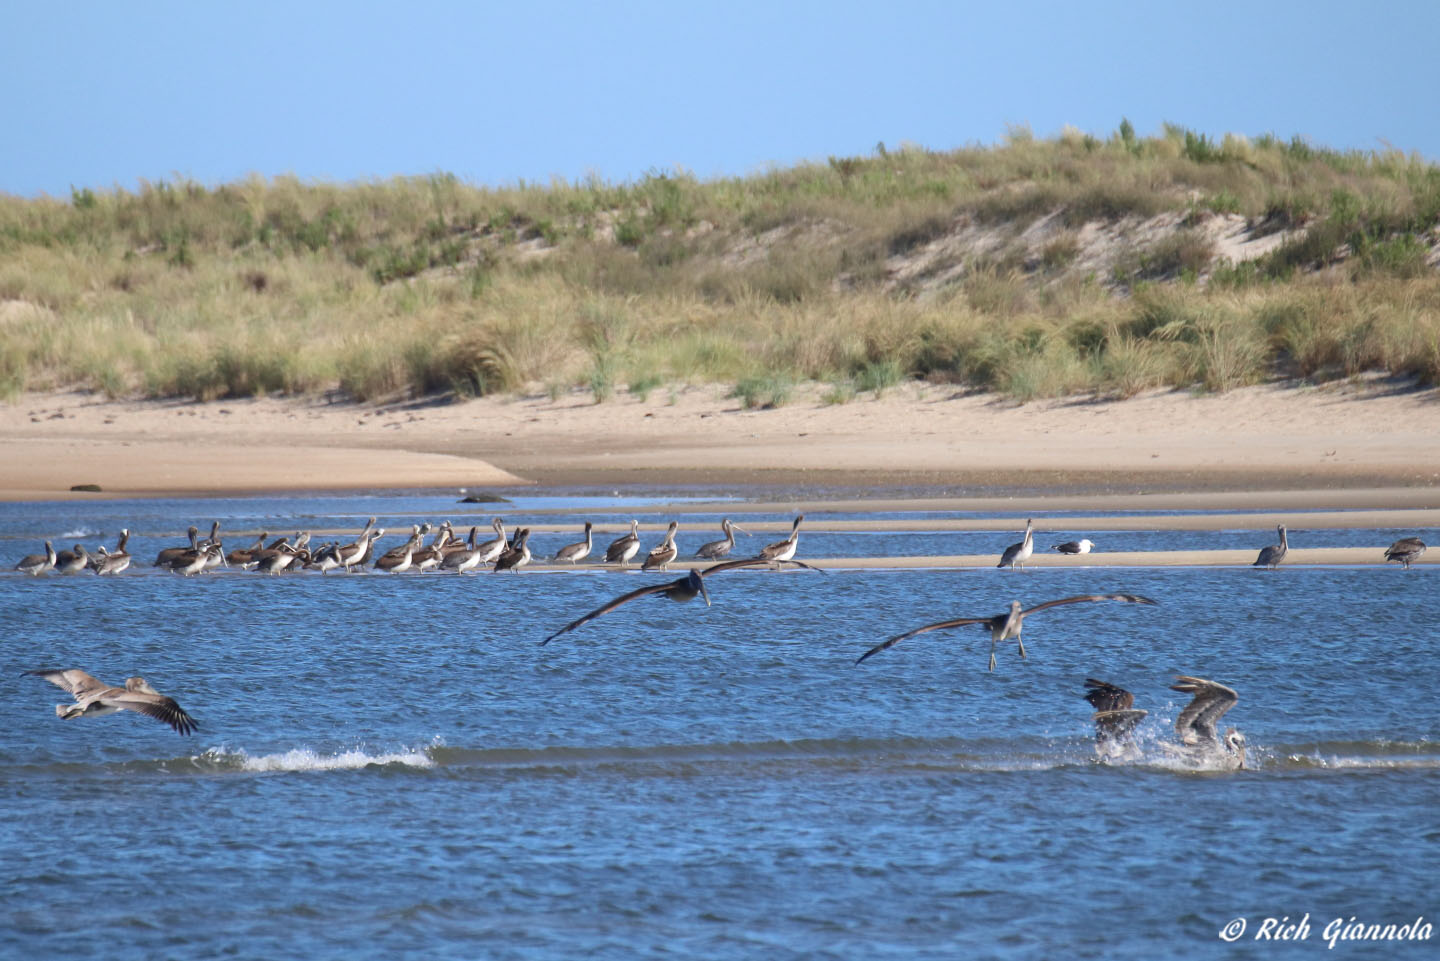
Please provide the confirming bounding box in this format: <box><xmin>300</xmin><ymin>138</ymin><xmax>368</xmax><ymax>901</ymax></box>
<box><xmin>697</xmin><ymin>573</ymin><xmax>712</xmax><ymax>607</ymax></box>
<box><xmin>734</xmin><ymin>524</ymin><xmax>751</xmax><ymax>536</ymax></box>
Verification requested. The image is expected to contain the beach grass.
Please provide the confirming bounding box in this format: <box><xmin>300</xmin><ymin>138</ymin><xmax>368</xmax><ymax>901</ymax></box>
<box><xmin>2</xmin><ymin>122</ymin><xmax>1439</xmax><ymax>403</ymax></box>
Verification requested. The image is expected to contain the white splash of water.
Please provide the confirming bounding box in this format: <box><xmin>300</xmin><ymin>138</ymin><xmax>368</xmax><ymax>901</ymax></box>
<box><xmin>199</xmin><ymin>743</ymin><xmax>437</xmax><ymax>773</ymax></box>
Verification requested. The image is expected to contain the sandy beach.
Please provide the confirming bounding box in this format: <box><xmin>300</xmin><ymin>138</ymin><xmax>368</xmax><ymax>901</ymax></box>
<box><xmin>3</xmin><ymin>379</ymin><xmax>1439</xmax><ymax>504</ymax></box>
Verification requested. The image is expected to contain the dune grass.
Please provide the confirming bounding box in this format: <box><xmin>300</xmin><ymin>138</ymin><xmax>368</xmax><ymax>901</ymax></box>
<box><xmin>2</xmin><ymin>123</ymin><xmax>1438</xmax><ymax>404</ymax></box>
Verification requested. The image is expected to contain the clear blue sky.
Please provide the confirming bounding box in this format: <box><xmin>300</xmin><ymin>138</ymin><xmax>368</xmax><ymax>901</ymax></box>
<box><xmin>4</xmin><ymin>0</ymin><xmax>1436</xmax><ymax>197</ymax></box>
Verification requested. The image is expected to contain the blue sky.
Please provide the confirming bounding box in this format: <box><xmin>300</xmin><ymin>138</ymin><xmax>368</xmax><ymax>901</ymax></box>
<box><xmin>3</xmin><ymin>0</ymin><xmax>1436</xmax><ymax>197</ymax></box>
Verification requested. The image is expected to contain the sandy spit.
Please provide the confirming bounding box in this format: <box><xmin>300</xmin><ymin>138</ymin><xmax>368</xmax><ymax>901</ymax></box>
<box><xmin>1</xmin><ymin>379</ymin><xmax>1438</xmax><ymax>502</ymax></box>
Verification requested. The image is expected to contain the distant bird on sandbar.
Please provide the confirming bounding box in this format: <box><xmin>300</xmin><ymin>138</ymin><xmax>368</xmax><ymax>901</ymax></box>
<box><xmin>998</xmin><ymin>519</ymin><xmax>1035</xmax><ymax>570</ymax></box>
<box><xmin>541</xmin><ymin>557</ymin><xmax>823</xmax><ymax>645</ymax></box>
<box><xmin>641</xmin><ymin>521</ymin><xmax>680</xmax><ymax>572</ymax></box>
<box><xmin>605</xmin><ymin>519</ymin><xmax>642</xmax><ymax>566</ymax></box>
<box><xmin>757</xmin><ymin>515</ymin><xmax>804</xmax><ymax>564</ymax></box>
<box><xmin>553</xmin><ymin>522</ymin><xmax>593</xmax><ymax>564</ymax></box>
<box><xmin>695</xmin><ymin>518</ymin><xmax>749</xmax><ymax>559</ymax></box>
<box><xmin>1053</xmin><ymin>539</ymin><xmax>1095</xmax><ymax>555</ymax></box>
<box><xmin>1253</xmin><ymin>524</ymin><xmax>1288</xmax><ymax>569</ymax></box>
<box><xmin>23</xmin><ymin>669</ymin><xmax>199</xmax><ymax>735</ymax></box>
<box><xmin>15</xmin><ymin>540</ymin><xmax>56</xmax><ymax>576</ymax></box>
<box><xmin>1383</xmin><ymin>537</ymin><xmax>1426</xmax><ymax>570</ymax></box>
<box><xmin>856</xmin><ymin>593</ymin><xmax>1158</xmax><ymax>671</ymax></box>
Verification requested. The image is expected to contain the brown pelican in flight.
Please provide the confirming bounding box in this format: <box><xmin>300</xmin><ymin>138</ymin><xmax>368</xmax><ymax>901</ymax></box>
<box><xmin>1253</xmin><ymin>524</ymin><xmax>1288</xmax><ymax>569</ymax></box>
<box><xmin>1083</xmin><ymin>678</ymin><xmax>1148</xmax><ymax>761</ymax></box>
<box><xmin>998</xmin><ymin>519</ymin><xmax>1035</xmax><ymax>570</ymax></box>
<box><xmin>1168</xmin><ymin>675</ymin><xmax>1246</xmax><ymax>769</ymax></box>
<box><xmin>24</xmin><ymin>669</ymin><xmax>199</xmax><ymax>735</ymax></box>
<box><xmin>541</xmin><ymin>557</ymin><xmax>822</xmax><ymax>645</ymax></box>
<box><xmin>1383</xmin><ymin>537</ymin><xmax>1426</xmax><ymax>569</ymax></box>
<box><xmin>856</xmin><ymin>593</ymin><xmax>1158</xmax><ymax>671</ymax></box>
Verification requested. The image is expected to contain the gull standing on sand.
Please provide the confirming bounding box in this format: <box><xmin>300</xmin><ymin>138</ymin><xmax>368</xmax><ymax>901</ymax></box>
<box><xmin>15</xmin><ymin>540</ymin><xmax>57</xmax><ymax>576</ymax></box>
<box><xmin>1052</xmin><ymin>539</ymin><xmax>1095</xmax><ymax>555</ymax></box>
<box><xmin>1383</xmin><ymin>536</ymin><xmax>1426</xmax><ymax>569</ymax></box>
<box><xmin>856</xmin><ymin>593</ymin><xmax>1158</xmax><ymax>671</ymax></box>
<box><xmin>24</xmin><ymin>669</ymin><xmax>199</xmax><ymax>735</ymax></box>
<box><xmin>998</xmin><ymin>519</ymin><xmax>1035</xmax><ymax>570</ymax></box>
<box><xmin>1253</xmin><ymin>524</ymin><xmax>1288</xmax><ymax>569</ymax></box>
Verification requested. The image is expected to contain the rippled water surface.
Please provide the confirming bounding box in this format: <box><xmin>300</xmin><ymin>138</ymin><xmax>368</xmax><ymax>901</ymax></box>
<box><xmin>2</xmin><ymin>495</ymin><xmax>1436</xmax><ymax>959</ymax></box>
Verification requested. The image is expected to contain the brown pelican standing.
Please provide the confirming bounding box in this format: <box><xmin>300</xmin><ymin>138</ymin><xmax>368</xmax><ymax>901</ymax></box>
<box><xmin>1168</xmin><ymin>675</ymin><xmax>1246</xmax><ymax>769</ymax></box>
<box><xmin>554</xmin><ymin>522</ymin><xmax>594</xmax><ymax>563</ymax></box>
<box><xmin>757</xmin><ymin>515</ymin><xmax>804</xmax><ymax>564</ymax></box>
<box><xmin>695</xmin><ymin>518</ymin><xmax>749</xmax><ymax>559</ymax></box>
<box><xmin>1253</xmin><ymin>524</ymin><xmax>1288</xmax><ymax>569</ymax></box>
<box><xmin>338</xmin><ymin>528</ymin><xmax>383</xmax><ymax>572</ymax></box>
<box><xmin>15</xmin><ymin>540</ymin><xmax>57</xmax><ymax>576</ymax></box>
<box><xmin>541</xmin><ymin>557</ymin><xmax>823</xmax><ymax>644</ymax></box>
<box><xmin>411</xmin><ymin>522</ymin><xmax>454</xmax><ymax>572</ymax></box>
<box><xmin>856</xmin><ymin>593</ymin><xmax>1158</xmax><ymax>671</ymax></box>
<box><xmin>55</xmin><ymin>544</ymin><xmax>91</xmax><ymax>574</ymax></box>
<box><xmin>475</xmin><ymin>518</ymin><xmax>508</xmax><ymax>565</ymax></box>
<box><xmin>226</xmin><ymin>531</ymin><xmax>269</xmax><ymax>568</ymax></box>
<box><xmin>170</xmin><ymin>542</ymin><xmax>227</xmax><ymax>576</ymax></box>
<box><xmin>1083</xmin><ymin>679</ymin><xmax>1148</xmax><ymax>761</ymax></box>
<box><xmin>24</xmin><ymin>669</ymin><xmax>198</xmax><ymax>735</ymax></box>
<box><xmin>154</xmin><ymin>526</ymin><xmax>201</xmax><ymax>567</ymax></box>
<box><xmin>1053</xmin><ymin>539</ymin><xmax>1095</xmax><ymax>555</ymax></box>
<box><xmin>1383</xmin><ymin>537</ymin><xmax>1426</xmax><ymax>569</ymax></box>
<box><xmin>380</xmin><ymin>524</ymin><xmax>430</xmax><ymax>564</ymax></box>
<box><xmin>92</xmin><ymin>531</ymin><xmax>131</xmax><ymax>575</ymax></box>
<box><xmin>494</xmin><ymin>528</ymin><xmax>532</xmax><ymax>572</ymax></box>
<box><xmin>641</xmin><ymin>521</ymin><xmax>680</xmax><ymax>572</ymax></box>
<box><xmin>440</xmin><ymin>527</ymin><xmax>484</xmax><ymax>573</ymax></box>
<box><xmin>605</xmin><ymin>519</ymin><xmax>641</xmax><ymax>566</ymax></box>
<box><xmin>998</xmin><ymin>519</ymin><xmax>1035</xmax><ymax>570</ymax></box>
<box><xmin>375</xmin><ymin>528</ymin><xmax>423</xmax><ymax>573</ymax></box>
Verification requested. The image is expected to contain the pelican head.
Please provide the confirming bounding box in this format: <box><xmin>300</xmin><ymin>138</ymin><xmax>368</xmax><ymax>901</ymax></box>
<box><xmin>1225</xmin><ymin>728</ymin><xmax>1247</xmax><ymax>768</ymax></box>
<box><xmin>692</xmin><ymin>569</ymin><xmax>711</xmax><ymax>607</ymax></box>
<box><xmin>125</xmin><ymin>677</ymin><xmax>159</xmax><ymax>695</ymax></box>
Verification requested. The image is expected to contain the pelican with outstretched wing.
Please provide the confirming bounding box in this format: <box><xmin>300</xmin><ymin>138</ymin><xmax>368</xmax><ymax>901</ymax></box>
<box><xmin>1169</xmin><ymin>675</ymin><xmax>1245</xmax><ymax>769</ymax></box>
<box><xmin>542</xmin><ymin>557</ymin><xmax>822</xmax><ymax>645</ymax></box>
<box><xmin>1083</xmin><ymin>678</ymin><xmax>1148</xmax><ymax>761</ymax></box>
<box><xmin>24</xmin><ymin>669</ymin><xmax>199</xmax><ymax>735</ymax></box>
<box><xmin>856</xmin><ymin>593</ymin><xmax>1158</xmax><ymax>671</ymax></box>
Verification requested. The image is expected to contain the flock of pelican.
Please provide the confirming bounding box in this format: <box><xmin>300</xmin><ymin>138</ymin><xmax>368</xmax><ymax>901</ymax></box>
<box><xmin>15</xmin><ymin>513</ymin><xmax>1430</xmax><ymax>768</ymax></box>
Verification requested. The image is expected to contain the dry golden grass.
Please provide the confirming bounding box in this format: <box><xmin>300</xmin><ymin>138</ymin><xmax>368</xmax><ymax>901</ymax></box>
<box><xmin>2</xmin><ymin>125</ymin><xmax>1438</xmax><ymax>402</ymax></box>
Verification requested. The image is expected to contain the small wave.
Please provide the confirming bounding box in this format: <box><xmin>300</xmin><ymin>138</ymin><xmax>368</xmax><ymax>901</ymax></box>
<box><xmin>58</xmin><ymin>528</ymin><xmax>100</xmax><ymax>539</ymax></box>
<box><xmin>193</xmin><ymin>744</ymin><xmax>437</xmax><ymax>773</ymax></box>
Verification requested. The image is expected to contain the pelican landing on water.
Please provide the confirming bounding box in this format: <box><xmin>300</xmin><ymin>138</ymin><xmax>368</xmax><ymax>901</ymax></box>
<box><xmin>1384</xmin><ymin>537</ymin><xmax>1426</xmax><ymax>569</ymax></box>
<box><xmin>998</xmin><ymin>519</ymin><xmax>1035</xmax><ymax>570</ymax></box>
<box><xmin>856</xmin><ymin>593</ymin><xmax>1158</xmax><ymax>671</ymax></box>
<box><xmin>541</xmin><ymin>557</ymin><xmax>823</xmax><ymax>645</ymax></box>
<box><xmin>1253</xmin><ymin>524</ymin><xmax>1289</xmax><ymax>569</ymax></box>
<box><xmin>1168</xmin><ymin>676</ymin><xmax>1246</xmax><ymax>769</ymax></box>
<box><xmin>1083</xmin><ymin>679</ymin><xmax>1148</xmax><ymax>762</ymax></box>
<box><xmin>24</xmin><ymin>669</ymin><xmax>198</xmax><ymax>735</ymax></box>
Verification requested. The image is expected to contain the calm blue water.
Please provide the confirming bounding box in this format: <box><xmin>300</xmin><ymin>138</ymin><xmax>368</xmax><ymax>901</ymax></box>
<box><xmin>2</xmin><ymin>495</ymin><xmax>1436</xmax><ymax>960</ymax></box>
